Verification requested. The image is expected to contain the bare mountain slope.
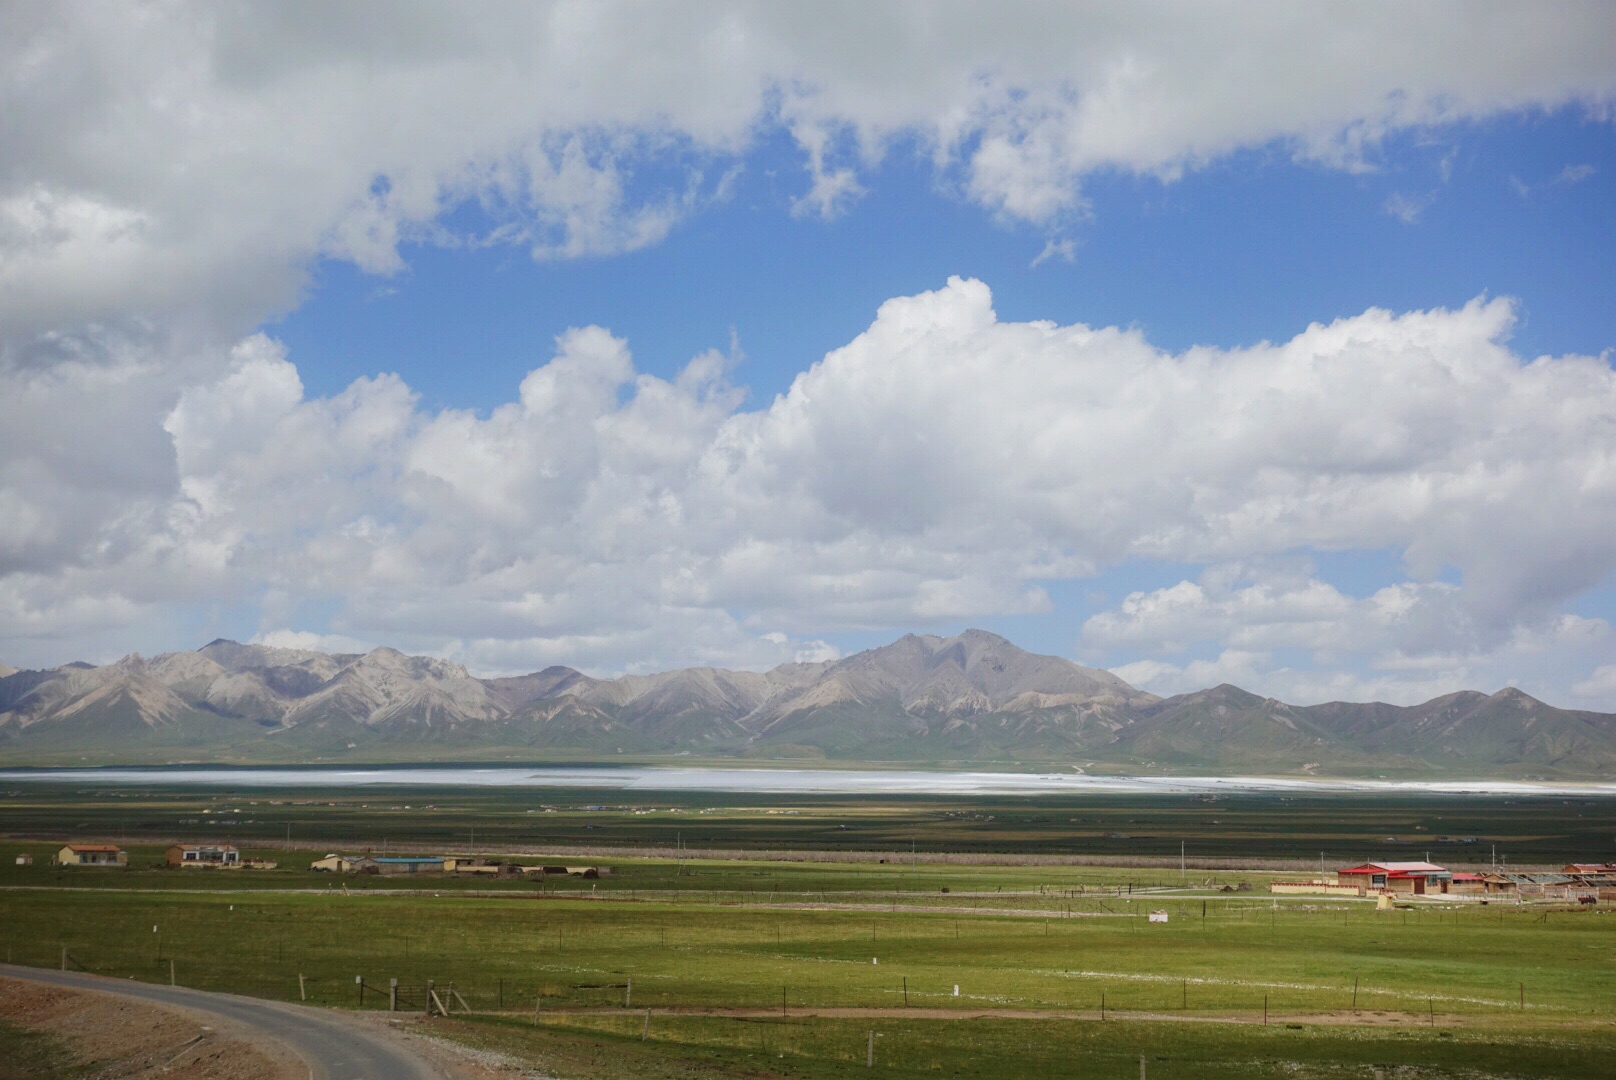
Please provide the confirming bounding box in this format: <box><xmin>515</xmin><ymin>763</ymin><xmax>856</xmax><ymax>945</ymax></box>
<box><xmin>747</xmin><ymin>630</ymin><xmax>1155</xmax><ymax>756</ymax></box>
<box><xmin>1</xmin><ymin>631</ymin><xmax>1613</xmax><ymax>774</ymax></box>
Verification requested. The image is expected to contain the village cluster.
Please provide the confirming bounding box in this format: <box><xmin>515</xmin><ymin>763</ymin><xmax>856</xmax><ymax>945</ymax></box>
<box><xmin>1271</xmin><ymin>860</ymin><xmax>1616</xmax><ymax>903</ymax></box>
<box><xmin>34</xmin><ymin>844</ymin><xmax>1616</xmax><ymax>904</ymax></box>
<box><xmin>40</xmin><ymin>842</ymin><xmax>605</xmax><ymax>878</ymax></box>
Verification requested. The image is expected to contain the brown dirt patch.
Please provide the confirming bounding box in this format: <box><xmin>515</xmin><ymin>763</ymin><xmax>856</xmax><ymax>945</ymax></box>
<box><xmin>0</xmin><ymin>977</ymin><xmax>304</xmax><ymax>1079</ymax></box>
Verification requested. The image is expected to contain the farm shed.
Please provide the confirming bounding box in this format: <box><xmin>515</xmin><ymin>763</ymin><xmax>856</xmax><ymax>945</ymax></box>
<box><xmin>55</xmin><ymin>844</ymin><xmax>126</xmax><ymax>867</ymax></box>
<box><xmin>1269</xmin><ymin>879</ymin><xmax>1367</xmax><ymax>897</ymax></box>
<box><xmin>1480</xmin><ymin>872</ymin><xmax>1581</xmax><ymax>896</ymax></box>
<box><xmin>309</xmin><ymin>854</ymin><xmax>379</xmax><ymax>873</ymax></box>
<box><xmin>14</xmin><ymin>854</ymin><xmax>32</xmax><ymax>866</ymax></box>
<box><xmin>372</xmin><ymin>856</ymin><xmax>444</xmax><ymax>875</ymax></box>
<box><xmin>443</xmin><ymin>857</ymin><xmax>518</xmax><ymax>875</ymax></box>
<box><xmin>1564</xmin><ymin>863</ymin><xmax>1616</xmax><ymax>874</ymax></box>
<box><xmin>1336</xmin><ymin>861</ymin><xmax>1452</xmax><ymax>895</ymax></box>
<box><xmin>166</xmin><ymin>843</ymin><xmax>241</xmax><ymax>868</ymax></box>
<box><xmin>1480</xmin><ymin>873</ymin><xmax>1518</xmax><ymax>895</ymax></box>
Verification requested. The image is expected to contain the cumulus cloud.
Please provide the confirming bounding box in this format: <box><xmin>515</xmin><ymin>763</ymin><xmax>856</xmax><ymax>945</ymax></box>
<box><xmin>1092</xmin><ymin>562</ymin><xmax>1616</xmax><ymax>705</ymax></box>
<box><xmin>4</xmin><ymin>2</ymin><xmax>1614</xmax><ymax>364</ymax></box>
<box><xmin>5</xmin><ymin>276</ymin><xmax>1616</xmax><ymax>700</ymax></box>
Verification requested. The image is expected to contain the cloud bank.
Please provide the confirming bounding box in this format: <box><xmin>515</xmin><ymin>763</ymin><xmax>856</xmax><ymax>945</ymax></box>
<box><xmin>4</xmin><ymin>5</ymin><xmax>1615</xmax><ymax>701</ymax></box>
<box><xmin>4</xmin><ymin>2</ymin><xmax>1613</xmax><ymax>354</ymax></box>
<box><xmin>6</xmin><ymin>277</ymin><xmax>1616</xmax><ymax>705</ymax></box>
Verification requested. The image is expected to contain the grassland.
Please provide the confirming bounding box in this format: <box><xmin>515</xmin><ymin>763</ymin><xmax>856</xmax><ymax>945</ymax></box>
<box><xmin>3</xmin><ymin>779</ymin><xmax>1616</xmax><ymax>1076</ymax></box>
<box><xmin>2</xmin><ymin>777</ymin><xmax>1613</xmax><ymax>862</ymax></box>
<box><xmin>5</xmin><ymin>843</ymin><xmax>1616</xmax><ymax>1076</ymax></box>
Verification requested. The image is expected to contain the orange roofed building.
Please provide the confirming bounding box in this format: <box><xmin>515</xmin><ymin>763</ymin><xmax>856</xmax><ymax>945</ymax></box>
<box><xmin>55</xmin><ymin>844</ymin><xmax>127</xmax><ymax>867</ymax></box>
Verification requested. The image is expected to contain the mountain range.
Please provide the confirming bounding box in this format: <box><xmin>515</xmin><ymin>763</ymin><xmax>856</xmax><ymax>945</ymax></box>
<box><xmin>2</xmin><ymin>629</ymin><xmax>1614</xmax><ymax>777</ymax></box>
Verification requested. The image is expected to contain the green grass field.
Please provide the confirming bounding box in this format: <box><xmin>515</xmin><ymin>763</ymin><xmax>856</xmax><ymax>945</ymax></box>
<box><xmin>2</xmin><ymin>778</ymin><xmax>1613</xmax><ymax>862</ymax></box>
<box><xmin>3</xmin><ymin>778</ymin><xmax>1616</xmax><ymax>1077</ymax></box>
<box><xmin>5</xmin><ymin>842</ymin><xmax>1616</xmax><ymax>1077</ymax></box>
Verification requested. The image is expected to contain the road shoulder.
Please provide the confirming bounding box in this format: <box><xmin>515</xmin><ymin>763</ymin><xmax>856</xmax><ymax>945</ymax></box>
<box><xmin>0</xmin><ymin>974</ymin><xmax>305</xmax><ymax>1079</ymax></box>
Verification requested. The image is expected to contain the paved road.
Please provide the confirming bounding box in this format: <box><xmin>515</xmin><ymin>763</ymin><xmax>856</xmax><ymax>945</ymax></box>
<box><xmin>0</xmin><ymin>964</ymin><xmax>444</xmax><ymax>1079</ymax></box>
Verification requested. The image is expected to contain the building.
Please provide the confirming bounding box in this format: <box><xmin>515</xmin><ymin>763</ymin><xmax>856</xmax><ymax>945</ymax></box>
<box><xmin>1269</xmin><ymin>878</ymin><xmax>1368</xmax><ymax>897</ymax></box>
<box><xmin>372</xmin><ymin>856</ymin><xmax>444</xmax><ymax>875</ymax></box>
<box><xmin>1564</xmin><ymin>863</ymin><xmax>1616</xmax><ymax>875</ymax></box>
<box><xmin>309</xmin><ymin>854</ymin><xmax>378</xmax><ymax>873</ymax></box>
<box><xmin>166</xmin><ymin>843</ymin><xmax>241</xmax><ymax>868</ymax></box>
<box><xmin>1480</xmin><ymin>873</ymin><xmax>1518</xmax><ymax>895</ymax></box>
<box><xmin>55</xmin><ymin>844</ymin><xmax>126</xmax><ymax>867</ymax></box>
<box><xmin>1336</xmin><ymin>861</ymin><xmax>1452</xmax><ymax>895</ymax></box>
<box><xmin>443</xmin><ymin>857</ymin><xmax>520</xmax><ymax>875</ymax></box>
<box><xmin>14</xmin><ymin>854</ymin><xmax>32</xmax><ymax>866</ymax></box>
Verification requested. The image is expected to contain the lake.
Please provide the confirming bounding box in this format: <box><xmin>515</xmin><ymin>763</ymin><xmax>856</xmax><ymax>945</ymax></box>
<box><xmin>0</xmin><ymin>765</ymin><xmax>1610</xmax><ymax>796</ymax></box>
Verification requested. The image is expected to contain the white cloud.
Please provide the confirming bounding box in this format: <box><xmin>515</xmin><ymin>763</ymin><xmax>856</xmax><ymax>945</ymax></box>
<box><xmin>1573</xmin><ymin>662</ymin><xmax>1616</xmax><ymax>701</ymax></box>
<box><xmin>252</xmin><ymin>629</ymin><xmax>374</xmax><ymax>656</ymax></box>
<box><xmin>4</xmin><ymin>3</ymin><xmax>1614</xmax><ymax>364</ymax></box>
<box><xmin>1030</xmin><ymin>237</ymin><xmax>1078</xmax><ymax>267</ymax></box>
<box><xmin>1110</xmin><ymin>612</ymin><xmax>1616</xmax><ymax>708</ymax></box>
<box><xmin>5</xmin><ymin>277</ymin><xmax>1616</xmax><ymax>698</ymax></box>
<box><xmin>1091</xmin><ymin>563</ymin><xmax>1616</xmax><ymax>705</ymax></box>
<box><xmin>1383</xmin><ymin>190</ymin><xmax>1434</xmax><ymax>224</ymax></box>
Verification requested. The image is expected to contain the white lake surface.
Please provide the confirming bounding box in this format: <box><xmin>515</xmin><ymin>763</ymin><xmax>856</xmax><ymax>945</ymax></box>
<box><xmin>0</xmin><ymin>765</ymin><xmax>1613</xmax><ymax>797</ymax></box>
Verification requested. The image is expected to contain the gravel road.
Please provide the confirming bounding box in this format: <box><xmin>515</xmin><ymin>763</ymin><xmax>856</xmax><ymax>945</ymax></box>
<box><xmin>0</xmin><ymin>963</ymin><xmax>445</xmax><ymax>1079</ymax></box>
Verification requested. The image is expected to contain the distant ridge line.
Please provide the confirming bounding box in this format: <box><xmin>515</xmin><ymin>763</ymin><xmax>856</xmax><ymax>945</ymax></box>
<box><xmin>2</xmin><ymin>629</ymin><xmax>1611</xmax><ymax>777</ymax></box>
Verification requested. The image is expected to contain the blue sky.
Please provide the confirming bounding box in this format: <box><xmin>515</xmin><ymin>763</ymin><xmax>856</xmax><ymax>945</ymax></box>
<box><xmin>4</xmin><ymin>4</ymin><xmax>1616</xmax><ymax>707</ymax></box>
<box><xmin>279</xmin><ymin>114</ymin><xmax>1614</xmax><ymax>408</ymax></box>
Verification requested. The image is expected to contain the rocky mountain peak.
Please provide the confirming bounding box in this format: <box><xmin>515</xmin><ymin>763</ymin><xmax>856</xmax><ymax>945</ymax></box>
<box><xmin>3</xmin><ymin>632</ymin><xmax>1611</xmax><ymax>775</ymax></box>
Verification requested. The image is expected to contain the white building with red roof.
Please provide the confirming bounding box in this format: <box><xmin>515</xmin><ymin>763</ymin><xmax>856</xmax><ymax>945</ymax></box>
<box><xmin>1336</xmin><ymin>861</ymin><xmax>1452</xmax><ymax>895</ymax></box>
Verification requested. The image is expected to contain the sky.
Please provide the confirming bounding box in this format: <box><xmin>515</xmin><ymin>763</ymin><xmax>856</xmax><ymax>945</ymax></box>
<box><xmin>4</xmin><ymin>3</ymin><xmax>1616</xmax><ymax>709</ymax></box>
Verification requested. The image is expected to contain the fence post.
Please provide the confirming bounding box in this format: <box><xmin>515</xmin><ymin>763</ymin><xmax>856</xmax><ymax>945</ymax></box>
<box><xmin>299</xmin><ymin>973</ymin><xmax>306</xmax><ymax>1001</ymax></box>
<box><xmin>390</xmin><ymin>978</ymin><xmax>398</xmax><ymax>1012</ymax></box>
<box><xmin>626</xmin><ymin>976</ymin><xmax>632</xmax><ymax>1008</ymax></box>
<box><xmin>170</xmin><ymin>958</ymin><xmax>175</xmax><ymax>987</ymax></box>
<box><xmin>60</xmin><ymin>946</ymin><xmax>65</xmax><ymax>972</ymax></box>
<box><xmin>642</xmin><ymin>1008</ymin><xmax>651</xmax><ymax>1040</ymax></box>
<box><xmin>867</xmin><ymin>1030</ymin><xmax>874</xmax><ymax>1067</ymax></box>
<box><xmin>1140</xmin><ymin>1055</ymin><xmax>1146</xmax><ymax>1080</ymax></box>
